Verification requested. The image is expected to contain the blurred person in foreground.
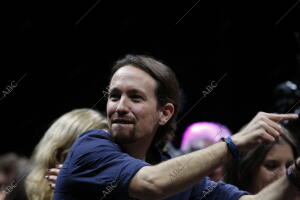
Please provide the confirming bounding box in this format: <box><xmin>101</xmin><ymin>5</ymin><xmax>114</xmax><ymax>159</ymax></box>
<box><xmin>0</xmin><ymin>153</ymin><xmax>30</xmax><ymax>200</ymax></box>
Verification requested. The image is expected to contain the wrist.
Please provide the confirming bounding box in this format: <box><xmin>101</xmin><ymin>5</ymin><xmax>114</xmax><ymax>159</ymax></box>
<box><xmin>231</xmin><ymin>134</ymin><xmax>246</xmax><ymax>149</ymax></box>
<box><xmin>221</xmin><ymin>137</ymin><xmax>240</xmax><ymax>162</ymax></box>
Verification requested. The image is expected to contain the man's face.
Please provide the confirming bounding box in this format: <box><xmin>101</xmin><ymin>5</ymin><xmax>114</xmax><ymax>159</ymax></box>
<box><xmin>107</xmin><ymin>65</ymin><xmax>161</xmax><ymax>144</ymax></box>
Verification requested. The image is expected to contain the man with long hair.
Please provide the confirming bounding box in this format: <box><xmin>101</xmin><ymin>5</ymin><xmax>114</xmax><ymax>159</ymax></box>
<box><xmin>54</xmin><ymin>55</ymin><xmax>300</xmax><ymax>200</ymax></box>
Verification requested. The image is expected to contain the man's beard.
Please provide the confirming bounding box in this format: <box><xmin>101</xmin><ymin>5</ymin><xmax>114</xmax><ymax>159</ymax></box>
<box><xmin>110</xmin><ymin>126</ymin><xmax>137</xmax><ymax>144</ymax></box>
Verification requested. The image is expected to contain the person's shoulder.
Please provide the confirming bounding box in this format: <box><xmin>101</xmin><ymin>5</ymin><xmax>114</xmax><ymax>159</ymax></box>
<box><xmin>71</xmin><ymin>129</ymin><xmax>119</xmax><ymax>152</ymax></box>
<box><xmin>67</xmin><ymin>129</ymin><xmax>121</xmax><ymax>162</ymax></box>
<box><xmin>79</xmin><ymin>128</ymin><xmax>112</xmax><ymax>140</ymax></box>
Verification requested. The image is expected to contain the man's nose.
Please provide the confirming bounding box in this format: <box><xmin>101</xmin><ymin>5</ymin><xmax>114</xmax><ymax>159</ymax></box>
<box><xmin>116</xmin><ymin>96</ymin><xmax>130</xmax><ymax>114</ymax></box>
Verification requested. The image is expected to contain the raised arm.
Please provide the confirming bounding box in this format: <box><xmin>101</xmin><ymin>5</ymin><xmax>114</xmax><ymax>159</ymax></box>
<box><xmin>129</xmin><ymin>112</ymin><xmax>298</xmax><ymax>200</ymax></box>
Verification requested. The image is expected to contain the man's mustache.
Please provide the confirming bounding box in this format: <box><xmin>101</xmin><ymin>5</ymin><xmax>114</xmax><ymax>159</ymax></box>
<box><xmin>111</xmin><ymin>116</ymin><xmax>135</xmax><ymax>124</ymax></box>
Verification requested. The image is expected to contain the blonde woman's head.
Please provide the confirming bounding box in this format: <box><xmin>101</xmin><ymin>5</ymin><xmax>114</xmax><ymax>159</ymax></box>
<box><xmin>25</xmin><ymin>108</ymin><xmax>108</xmax><ymax>200</ymax></box>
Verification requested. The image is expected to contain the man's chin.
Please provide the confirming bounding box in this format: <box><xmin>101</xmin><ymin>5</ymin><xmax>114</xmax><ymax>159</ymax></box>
<box><xmin>111</xmin><ymin>129</ymin><xmax>135</xmax><ymax>144</ymax></box>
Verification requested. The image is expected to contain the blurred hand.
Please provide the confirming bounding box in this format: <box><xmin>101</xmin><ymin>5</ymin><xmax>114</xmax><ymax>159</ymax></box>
<box><xmin>232</xmin><ymin>112</ymin><xmax>298</xmax><ymax>151</ymax></box>
<box><xmin>45</xmin><ymin>164</ymin><xmax>62</xmax><ymax>190</ymax></box>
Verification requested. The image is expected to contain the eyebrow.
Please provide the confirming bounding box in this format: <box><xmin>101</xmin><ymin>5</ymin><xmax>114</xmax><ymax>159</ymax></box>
<box><xmin>108</xmin><ymin>87</ymin><xmax>119</xmax><ymax>93</ymax></box>
<box><xmin>127</xmin><ymin>89</ymin><xmax>145</xmax><ymax>95</ymax></box>
<box><xmin>109</xmin><ymin>87</ymin><xmax>146</xmax><ymax>95</ymax></box>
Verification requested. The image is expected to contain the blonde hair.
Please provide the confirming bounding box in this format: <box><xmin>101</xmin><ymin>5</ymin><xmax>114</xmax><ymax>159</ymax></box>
<box><xmin>25</xmin><ymin>108</ymin><xmax>108</xmax><ymax>200</ymax></box>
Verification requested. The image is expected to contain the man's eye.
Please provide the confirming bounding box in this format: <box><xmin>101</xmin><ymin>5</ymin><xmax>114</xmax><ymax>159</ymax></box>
<box><xmin>131</xmin><ymin>95</ymin><xmax>143</xmax><ymax>101</ymax></box>
<box><xmin>109</xmin><ymin>94</ymin><xmax>119</xmax><ymax>100</ymax></box>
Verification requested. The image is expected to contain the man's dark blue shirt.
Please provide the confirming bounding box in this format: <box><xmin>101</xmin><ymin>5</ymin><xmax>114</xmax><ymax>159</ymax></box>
<box><xmin>54</xmin><ymin>129</ymin><xmax>248</xmax><ymax>200</ymax></box>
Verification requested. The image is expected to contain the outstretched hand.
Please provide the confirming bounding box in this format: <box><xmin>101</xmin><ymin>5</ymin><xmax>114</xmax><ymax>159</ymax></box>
<box><xmin>231</xmin><ymin>112</ymin><xmax>298</xmax><ymax>151</ymax></box>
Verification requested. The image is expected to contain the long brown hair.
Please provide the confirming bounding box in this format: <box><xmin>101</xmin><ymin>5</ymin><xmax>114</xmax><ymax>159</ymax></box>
<box><xmin>224</xmin><ymin>127</ymin><xmax>299</xmax><ymax>193</ymax></box>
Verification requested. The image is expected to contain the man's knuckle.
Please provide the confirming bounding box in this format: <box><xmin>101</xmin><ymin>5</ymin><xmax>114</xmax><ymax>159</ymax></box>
<box><xmin>258</xmin><ymin>111</ymin><xmax>265</xmax><ymax>116</ymax></box>
<box><xmin>260</xmin><ymin>116</ymin><xmax>268</xmax><ymax>121</ymax></box>
<box><xmin>258</xmin><ymin>121</ymin><xmax>265</xmax><ymax>127</ymax></box>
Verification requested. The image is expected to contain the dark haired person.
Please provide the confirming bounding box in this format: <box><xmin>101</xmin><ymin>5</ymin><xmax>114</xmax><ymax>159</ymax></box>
<box><xmin>219</xmin><ymin>81</ymin><xmax>300</xmax><ymax>199</ymax></box>
<box><xmin>54</xmin><ymin>55</ymin><xmax>300</xmax><ymax>200</ymax></box>
<box><xmin>224</xmin><ymin>127</ymin><xmax>299</xmax><ymax>198</ymax></box>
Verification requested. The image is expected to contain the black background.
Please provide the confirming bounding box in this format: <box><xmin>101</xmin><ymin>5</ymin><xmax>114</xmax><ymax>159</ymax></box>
<box><xmin>1</xmin><ymin>0</ymin><xmax>300</xmax><ymax>157</ymax></box>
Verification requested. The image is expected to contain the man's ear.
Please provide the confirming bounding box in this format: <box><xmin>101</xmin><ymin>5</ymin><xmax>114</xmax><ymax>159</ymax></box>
<box><xmin>158</xmin><ymin>103</ymin><xmax>175</xmax><ymax>125</ymax></box>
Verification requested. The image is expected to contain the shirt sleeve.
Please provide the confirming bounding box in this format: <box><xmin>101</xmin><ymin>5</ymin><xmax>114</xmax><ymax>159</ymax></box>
<box><xmin>190</xmin><ymin>177</ymin><xmax>249</xmax><ymax>200</ymax></box>
<box><xmin>56</xmin><ymin>129</ymin><xmax>150</xmax><ymax>198</ymax></box>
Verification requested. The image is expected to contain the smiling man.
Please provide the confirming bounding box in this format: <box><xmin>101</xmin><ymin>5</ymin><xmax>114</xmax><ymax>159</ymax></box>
<box><xmin>54</xmin><ymin>55</ymin><xmax>300</xmax><ymax>200</ymax></box>
<box><xmin>107</xmin><ymin>64</ymin><xmax>176</xmax><ymax>162</ymax></box>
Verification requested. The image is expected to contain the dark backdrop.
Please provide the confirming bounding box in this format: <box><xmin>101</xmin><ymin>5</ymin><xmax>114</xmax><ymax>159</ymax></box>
<box><xmin>1</xmin><ymin>0</ymin><xmax>300</xmax><ymax>156</ymax></box>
